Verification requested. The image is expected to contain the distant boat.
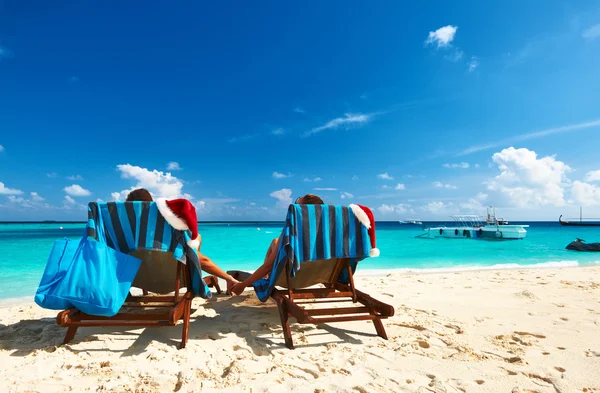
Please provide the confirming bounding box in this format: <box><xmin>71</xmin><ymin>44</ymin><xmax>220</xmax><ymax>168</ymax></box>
<box><xmin>399</xmin><ymin>219</ymin><xmax>422</xmax><ymax>225</ymax></box>
<box><xmin>418</xmin><ymin>207</ymin><xmax>528</xmax><ymax>240</ymax></box>
<box><xmin>559</xmin><ymin>207</ymin><xmax>600</xmax><ymax>227</ymax></box>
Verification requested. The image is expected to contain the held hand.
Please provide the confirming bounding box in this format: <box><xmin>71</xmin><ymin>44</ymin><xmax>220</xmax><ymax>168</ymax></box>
<box><xmin>230</xmin><ymin>282</ymin><xmax>246</xmax><ymax>296</ymax></box>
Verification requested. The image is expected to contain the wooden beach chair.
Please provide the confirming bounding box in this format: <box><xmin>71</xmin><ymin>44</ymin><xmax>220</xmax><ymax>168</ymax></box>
<box><xmin>241</xmin><ymin>204</ymin><xmax>395</xmax><ymax>349</ymax></box>
<box><xmin>270</xmin><ymin>257</ymin><xmax>394</xmax><ymax>349</ymax></box>
<box><xmin>55</xmin><ymin>202</ymin><xmax>219</xmax><ymax>349</ymax></box>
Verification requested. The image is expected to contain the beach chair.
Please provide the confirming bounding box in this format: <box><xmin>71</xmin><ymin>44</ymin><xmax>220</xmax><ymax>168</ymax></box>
<box><xmin>249</xmin><ymin>204</ymin><xmax>394</xmax><ymax>349</ymax></box>
<box><xmin>56</xmin><ymin>202</ymin><xmax>217</xmax><ymax>349</ymax></box>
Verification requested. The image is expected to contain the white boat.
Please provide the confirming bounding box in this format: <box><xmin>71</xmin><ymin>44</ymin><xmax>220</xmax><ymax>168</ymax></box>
<box><xmin>399</xmin><ymin>219</ymin><xmax>422</xmax><ymax>225</ymax></box>
<box><xmin>418</xmin><ymin>207</ymin><xmax>528</xmax><ymax>240</ymax></box>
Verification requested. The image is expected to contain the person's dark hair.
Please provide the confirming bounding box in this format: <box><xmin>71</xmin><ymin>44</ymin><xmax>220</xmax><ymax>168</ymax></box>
<box><xmin>295</xmin><ymin>194</ymin><xmax>324</xmax><ymax>204</ymax></box>
<box><xmin>126</xmin><ymin>188</ymin><xmax>153</xmax><ymax>202</ymax></box>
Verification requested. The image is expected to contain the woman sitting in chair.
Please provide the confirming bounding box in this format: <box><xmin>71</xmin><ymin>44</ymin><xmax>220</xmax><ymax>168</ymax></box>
<box><xmin>229</xmin><ymin>194</ymin><xmax>323</xmax><ymax>296</ymax></box>
<box><xmin>125</xmin><ymin>188</ymin><xmax>240</xmax><ymax>294</ymax></box>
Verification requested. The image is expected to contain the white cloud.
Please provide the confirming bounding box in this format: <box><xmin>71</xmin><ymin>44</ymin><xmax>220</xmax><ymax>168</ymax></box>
<box><xmin>445</xmin><ymin>48</ymin><xmax>464</xmax><ymax>62</ymax></box>
<box><xmin>273</xmin><ymin>171</ymin><xmax>293</xmax><ymax>179</ymax></box>
<box><xmin>432</xmin><ymin>181</ymin><xmax>457</xmax><ymax>189</ymax></box>
<box><xmin>425</xmin><ymin>25</ymin><xmax>458</xmax><ymax>48</ymax></box>
<box><xmin>64</xmin><ymin>184</ymin><xmax>91</xmax><ymax>197</ymax></box>
<box><xmin>167</xmin><ymin>161</ymin><xmax>182</xmax><ymax>171</ymax></box>
<box><xmin>293</xmin><ymin>107</ymin><xmax>305</xmax><ymax>114</ymax></box>
<box><xmin>0</xmin><ymin>145</ymin><xmax>4</xmax><ymax>152</ymax></box>
<box><xmin>66</xmin><ymin>174</ymin><xmax>83</xmax><ymax>180</ymax></box>
<box><xmin>340</xmin><ymin>192</ymin><xmax>354</xmax><ymax>199</ymax></box>
<box><xmin>112</xmin><ymin>164</ymin><xmax>185</xmax><ymax>200</ymax></box>
<box><xmin>377</xmin><ymin>172</ymin><xmax>394</xmax><ymax>180</ymax></box>
<box><xmin>381</xmin><ymin>185</ymin><xmax>390</xmax><ymax>189</ymax></box>
<box><xmin>314</xmin><ymin>188</ymin><xmax>337</xmax><ymax>191</ymax></box>
<box><xmin>582</xmin><ymin>24</ymin><xmax>600</xmax><ymax>40</ymax></box>
<box><xmin>304</xmin><ymin>176</ymin><xmax>322</xmax><ymax>182</ymax></box>
<box><xmin>305</xmin><ymin>113</ymin><xmax>371</xmax><ymax>136</ymax></box>
<box><xmin>487</xmin><ymin>147</ymin><xmax>571</xmax><ymax>207</ymax></box>
<box><xmin>272</xmin><ymin>128</ymin><xmax>284</xmax><ymax>136</ymax></box>
<box><xmin>352</xmin><ymin>175</ymin><xmax>359</xmax><ymax>180</ymax></box>
<box><xmin>571</xmin><ymin>181</ymin><xmax>600</xmax><ymax>206</ymax></box>
<box><xmin>584</xmin><ymin>170</ymin><xmax>600</xmax><ymax>182</ymax></box>
<box><xmin>378</xmin><ymin>203</ymin><xmax>412</xmax><ymax>215</ymax></box>
<box><xmin>46</xmin><ymin>172</ymin><xmax>57</xmax><ymax>178</ymax></box>
<box><xmin>468</xmin><ymin>56</ymin><xmax>479</xmax><ymax>72</ymax></box>
<box><xmin>395</xmin><ymin>183</ymin><xmax>406</xmax><ymax>190</ymax></box>
<box><xmin>0</xmin><ymin>182</ymin><xmax>23</xmax><ymax>195</ymax></box>
<box><xmin>460</xmin><ymin>192</ymin><xmax>488</xmax><ymax>212</ymax></box>
<box><xmin>64</xmin><ymin>195</ymin><xmax>76</xmax><ymax>204</ymax></box>
<box><xmin>270</xmin><ymin>188</ymin><xmax>292</xmax><ymax>208</ymax></box>
<box><xmin>475</xmin><ymin>164</ymin><xmax>481</xmax><ymax>168</ymax></box>
<box><xmin>30</xmin><ymin>192</ymin><xmax>44</xmax><ymax>201</ymax></box>
<box><xmin>423</xmin><ymin>201</ymin><xmax>454</xmax><ymax>214</ymax></box>
<box><xmin>443</xmin><ymin>162</ymin><xmax>470</xmax><ymax>169</ymax></box>
<box><xmin>5</xmin><ymin>192</ymin><xmax>54</xmax><ymax>210</ymax></box>
<box><xmin>458</xmin><ymin>119</ymin><xmax>600</xmax><ymax>156</ymax></box>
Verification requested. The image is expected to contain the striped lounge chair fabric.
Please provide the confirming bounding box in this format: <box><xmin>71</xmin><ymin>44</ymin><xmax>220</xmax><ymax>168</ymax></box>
<box><xmin>252</xmin><ymin>204</ymin><xmax>394</xmax><ymax>349</ymax></box>
<box><xmin>253</xmin><ymin>204</ymin><xmax>371</xmax><ymax>302</ymax></box>
<box><xmin>85</xmin><ymin>201</ymin><xmax>211</xmax><ymax>299</ymax></box>
<box><xmin>56</xmin><ymin>201</ymin><xmax>212</xmax><ymax>349</ymax></box>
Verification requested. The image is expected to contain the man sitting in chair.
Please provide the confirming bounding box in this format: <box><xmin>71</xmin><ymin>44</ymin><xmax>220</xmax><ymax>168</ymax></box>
<box><xmin>229</xmin><ymin>193</ymin><xmax>323</xmax><ymax>296</ymax></box>
<box><xmin>125</xmin><ymin>188</ymin><xmax>240</xmax><ymax>294</ymax></box>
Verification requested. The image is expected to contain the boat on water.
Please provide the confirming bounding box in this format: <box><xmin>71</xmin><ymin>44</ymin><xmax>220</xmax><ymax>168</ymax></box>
<box><xmin>417</xmin><ymin>207</ymin><xmax>528</xmax><ymax>240</ymax></box>
<box><xmin>399</xmin><ymin>219</ymin><xmax>422</xmax><ymax>225</ymax></box>
<box><xmin>566</xmin><ymin>238</ymin><xmax>600</xmax><ymax>252</ymax></box>
<box><xmin>559</xmin><ymin>207</ymin><xmax>600</xmax><ymax>226</ymax></box>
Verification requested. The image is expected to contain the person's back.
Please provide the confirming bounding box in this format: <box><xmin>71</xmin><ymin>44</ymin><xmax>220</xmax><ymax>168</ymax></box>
<box><xmin>124</xmin><ymin>188</ymin><xmax>240</xmax><ymax>293</ymax></box>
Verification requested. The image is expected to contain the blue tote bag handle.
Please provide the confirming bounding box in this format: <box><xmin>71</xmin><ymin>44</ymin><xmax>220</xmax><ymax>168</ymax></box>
<box><xmin>35</xmin><ymin>236</ymin><xmax>142</xmax><ymax>316</ymax></box>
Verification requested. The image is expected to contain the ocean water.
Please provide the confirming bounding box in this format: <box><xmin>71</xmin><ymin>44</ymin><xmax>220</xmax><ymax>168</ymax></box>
<box><xmin>1</xmin><ymin>221</ymin><xmax>600</xmax><ymax>301</ymax></box>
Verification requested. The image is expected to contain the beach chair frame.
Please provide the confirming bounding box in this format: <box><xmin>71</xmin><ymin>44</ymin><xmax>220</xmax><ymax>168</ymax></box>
<box><xmin>271</xmin><ymin>257</ymin><xmax>394</xmax><ymax>349</ymax></box>
<box><xmin>56</xmin><ymin>259</ymin><xmax>221</xmax><ymax>349</ymax></box>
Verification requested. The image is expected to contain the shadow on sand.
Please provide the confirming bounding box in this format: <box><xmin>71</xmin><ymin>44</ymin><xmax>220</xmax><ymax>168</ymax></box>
<box><xmin>1</xmin><ymin>293</ymin><xmax>377</xmax><ymax>357</ymax></box>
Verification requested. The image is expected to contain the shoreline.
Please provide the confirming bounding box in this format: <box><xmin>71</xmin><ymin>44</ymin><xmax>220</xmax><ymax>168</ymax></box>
<box><xmin>2</xmin><ymin>262</ymin><xmax>599</xmax><ymax>307</ymax></box>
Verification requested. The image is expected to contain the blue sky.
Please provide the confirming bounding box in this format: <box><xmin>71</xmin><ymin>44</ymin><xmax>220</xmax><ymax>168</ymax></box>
<box><xmin>1</xmin><ymin>1</ymin><xmax>600</xmax><ymax>221</ymax></box>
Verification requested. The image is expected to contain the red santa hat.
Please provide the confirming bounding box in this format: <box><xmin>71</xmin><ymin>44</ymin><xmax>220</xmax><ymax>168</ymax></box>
<box><xmin>349</xmin><ymin>204</ymin><xmax>380</xmax><ymax>257</ymax></box>
<box><xmin>156</xmin><ymin>198</ymin><xmax>200</xmax><ymax>249</ymax></box>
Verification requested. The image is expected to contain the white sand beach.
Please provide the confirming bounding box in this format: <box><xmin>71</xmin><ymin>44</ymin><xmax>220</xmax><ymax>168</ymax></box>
<box><xmin>1</xmin><ymin>266</ymin><xmax>599</xmax><ymax>393</ymax></box>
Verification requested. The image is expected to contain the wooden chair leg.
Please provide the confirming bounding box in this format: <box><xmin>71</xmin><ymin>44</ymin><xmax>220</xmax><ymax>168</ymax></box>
<box><xmin>274</xmin><ymin>296</ymin><xmax>294</xmax><ymax>349</ymax></box>
<box><xmin>63</xmin><ymin>326</ymin><xmax>78</xmax><ymax>344</ymax></box>
<box><xmin>373</xmin><ymin>318</ymin><xmax>388</xmax><ymax>340</ymax></box>
<box><xmin>180</xmin><ymin>298</ymin><xmax>191</xmax><ymax>349</ymax></box>
<box><xmin>203</xmin><ymin>276</ymin><xmax>222</xmax><ymax>294</ymax></box>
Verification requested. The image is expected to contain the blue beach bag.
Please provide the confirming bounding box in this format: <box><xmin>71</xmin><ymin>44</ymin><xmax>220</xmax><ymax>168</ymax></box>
<box><xmin>34</xmin><ymin>237</ymin><xmax>142</xmax><ymax>316</ymax></box>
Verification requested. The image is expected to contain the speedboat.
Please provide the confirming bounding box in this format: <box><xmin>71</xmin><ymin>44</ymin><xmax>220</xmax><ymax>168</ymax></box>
<box><xmin>417</xmin><ymin>207</ymin><xmax>528</xmax><ymax>240</ymax></box>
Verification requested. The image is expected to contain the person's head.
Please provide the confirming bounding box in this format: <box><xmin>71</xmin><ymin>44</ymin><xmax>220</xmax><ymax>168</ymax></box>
<box><xmin>126</xmin><ymin>188</ymin><xmax>153</xmax><ymax>202</ymax></box>
<box><xmin>295</xmin><ymin>194</ymin><xmax>324</xmax><ymax>205</ymax></box>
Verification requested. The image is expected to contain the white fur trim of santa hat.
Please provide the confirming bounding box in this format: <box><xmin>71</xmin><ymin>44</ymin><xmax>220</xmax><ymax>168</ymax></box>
<box><xmin>349</xmin><ymin>203</ymin><xmax>380</xmax><ymax>258</ymax></box>
<box><xmin>156</xmin><ymin>198</ymin><xmax>189</xmax><ymax>231</ymax></box>
<box><xmin>349</xmin><ymin>204</ymin><xmax>371</xmax><ymax>229</ymax></box>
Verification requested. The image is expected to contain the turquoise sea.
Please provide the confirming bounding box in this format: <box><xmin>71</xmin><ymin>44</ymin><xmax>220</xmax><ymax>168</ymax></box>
<box><xmin>1</xmin><ymin>221</ymin><xmax>599</xmax><ymax>301</ymax></box>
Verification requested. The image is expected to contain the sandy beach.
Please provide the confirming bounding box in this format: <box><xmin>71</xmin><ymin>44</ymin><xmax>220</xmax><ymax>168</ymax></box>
<box><xmin>1</xmin><ymin>266</ymin><xmax>599</xmax><ymax>393</ymax></box>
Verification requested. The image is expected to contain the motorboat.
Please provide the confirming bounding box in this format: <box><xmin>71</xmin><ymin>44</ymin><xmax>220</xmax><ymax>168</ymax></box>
<box><xmin>417</xmin><ymin>207</ymin><xmax>528</xmax><ymax>240</ymax></box>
